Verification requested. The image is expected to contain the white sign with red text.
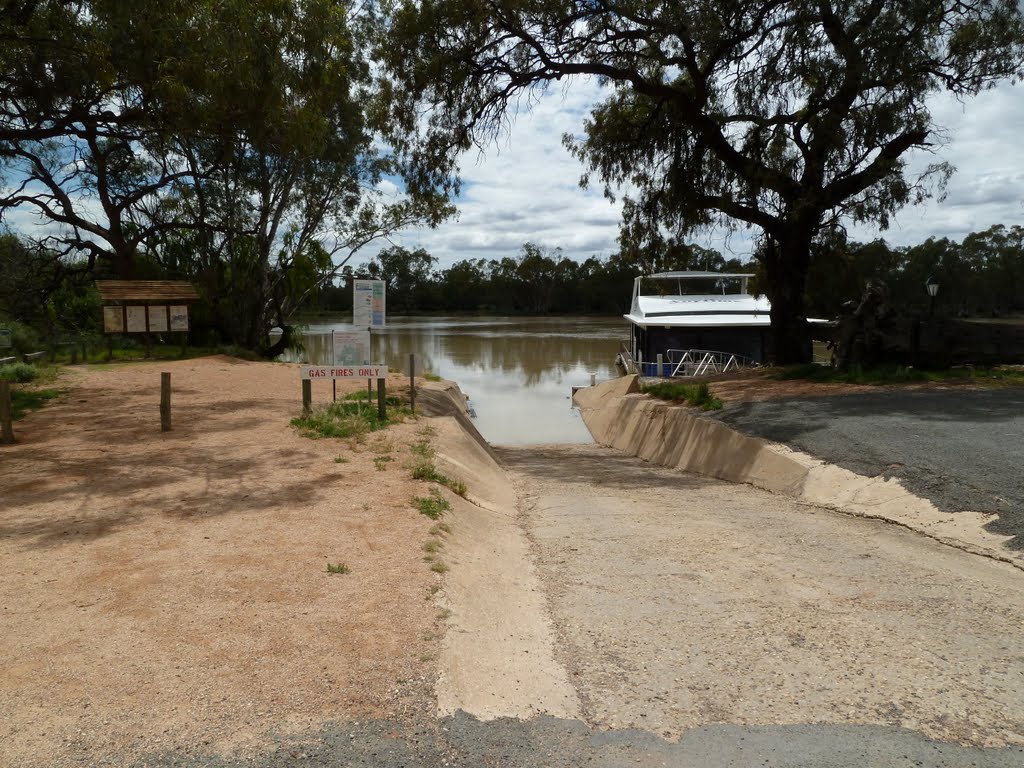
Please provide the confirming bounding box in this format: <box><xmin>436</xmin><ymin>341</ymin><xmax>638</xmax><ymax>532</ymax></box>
<box><xmin>300</xmin><ymin>364</ymin><xmax>387</xmax><ymax>380</ymax></box>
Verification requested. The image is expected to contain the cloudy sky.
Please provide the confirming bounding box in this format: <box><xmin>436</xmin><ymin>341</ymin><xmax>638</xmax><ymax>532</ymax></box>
<box><xmin>382</xmin><ymin>77</ymin><xmax>1024</xmax><ymax>271</ymax></box>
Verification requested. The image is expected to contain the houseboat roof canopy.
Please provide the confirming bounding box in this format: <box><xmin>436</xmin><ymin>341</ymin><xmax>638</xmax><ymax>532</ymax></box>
<box><xmin>644</xmin><ymin>271</ymin><xmax>755</xmax><ymax>280</ymax></box>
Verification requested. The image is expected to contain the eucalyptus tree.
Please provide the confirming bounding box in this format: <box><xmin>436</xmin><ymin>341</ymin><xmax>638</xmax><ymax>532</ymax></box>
<box><xmin>1</xmin><ymin>1</ymin><xmax>454</xmax><ymax>351</ymax></box>
<box><xmin>383</xmin><ymin>0</ymin><xmax>1024</xmax><ymax>361</ymax></box>
<box><xmin>0</xmin><ymin>0</ymin><xmax>247</xmax><ymax>276</ymax></box>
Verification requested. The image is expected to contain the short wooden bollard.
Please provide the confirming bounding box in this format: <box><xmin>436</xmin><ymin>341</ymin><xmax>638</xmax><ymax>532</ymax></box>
<box><xmin>160</xmin><ymin>372</ymin><xmax>171</xmax><ymax>432</ymax></box>
<box><xmin>0</xmin><ymin>380</ymin><xmax>15</xmax><ymax>444</ymax></box>
<box><xmin>377</xmin><ymin>379</ymin><xmax>386</xmax><ymax>420</ymax></box>
<box><xmin>409</xmin><ymin>353</ymin><xmax>416</xmax><ymax>414</ymax></box>
<box><xmin>302</xmin><ymin>379</ymin><xmax>312</xmax><ymax>414</ymax></box>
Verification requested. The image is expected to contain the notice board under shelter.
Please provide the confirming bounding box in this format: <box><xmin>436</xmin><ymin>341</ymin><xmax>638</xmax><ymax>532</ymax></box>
<box><xmin>96</xmin><ymin>281</ymin><xmax>199</xmax><ymax>334</ymax></box>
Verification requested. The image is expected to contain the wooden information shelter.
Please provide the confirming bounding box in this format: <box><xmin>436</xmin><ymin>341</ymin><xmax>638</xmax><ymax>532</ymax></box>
<box><xmin>96</xmin><ymin>280</ymin><xmax>199</xmax><ymax>356</ymax></box>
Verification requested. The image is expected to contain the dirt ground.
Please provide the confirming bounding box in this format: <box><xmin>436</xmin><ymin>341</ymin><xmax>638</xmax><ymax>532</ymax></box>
<box><xmin>0</xmin><ymin>357</ymin><xmax>453</xmax><ymax>766</ymax></box>
<box><xmin>6</xmin><ymin>358</ymin><xmax>1023</xmax><ymax>766</ymax></box>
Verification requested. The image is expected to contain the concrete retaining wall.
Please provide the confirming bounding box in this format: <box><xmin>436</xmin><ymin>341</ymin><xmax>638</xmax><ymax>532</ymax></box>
<box><xmin>575</xmin><ymin>376</ymin><xmax>1022</xmax><ymax>570</ymax></box>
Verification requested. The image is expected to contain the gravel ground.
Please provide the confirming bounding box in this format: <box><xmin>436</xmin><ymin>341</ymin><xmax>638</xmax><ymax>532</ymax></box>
<box><xmin>712</xmin><ymin>388</ymin><xmax>1024</xmax><ymax>548</ymax></box>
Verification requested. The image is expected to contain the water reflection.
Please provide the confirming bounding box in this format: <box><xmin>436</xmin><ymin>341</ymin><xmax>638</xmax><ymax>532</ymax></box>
<box><xmin>282</xmin><ymin>316</ymin><xmax>627</xmax><ymax>445</ymax></box>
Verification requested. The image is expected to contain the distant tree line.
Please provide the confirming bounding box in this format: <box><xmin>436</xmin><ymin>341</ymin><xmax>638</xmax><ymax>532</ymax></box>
<box><xmin>310</xmin><ymin>225</ymin><xmax>1024</xmax><ymax>319</ymax></box>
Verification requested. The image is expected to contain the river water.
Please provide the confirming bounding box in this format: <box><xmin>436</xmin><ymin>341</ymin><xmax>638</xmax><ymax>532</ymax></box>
<box><xmin>284</xmin><ymin>316</ymin><xmax>627</xmax><ymax>445</ymax></box>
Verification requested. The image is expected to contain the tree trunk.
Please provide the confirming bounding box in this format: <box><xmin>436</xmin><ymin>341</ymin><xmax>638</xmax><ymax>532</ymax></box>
<box><xmin>763</xmin><ymin>230</ymin><xmax>813</xmax><ymax>365</ymax></box>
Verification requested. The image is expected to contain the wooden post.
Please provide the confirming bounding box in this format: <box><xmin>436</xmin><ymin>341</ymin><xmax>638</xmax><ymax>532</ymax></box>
<box><xmin>367</xmin><ymin>377</ymin><xmax>372</xmax><ymax>404</ymax></box>
<box><xmin>160</xmin><ymin>372</ymin><xmax>171</xmax><ymax>432</ymax></box>
<box><xmin>377</xmin><ymin>378</ymin><xmax>386</xmax><ymax>420</ymax></box>
<box><xmin>0</xmin><ymin>381</ymin><xmax>14</xmax><ymax>444</ymax></box>
<box><xmin>591</xmin><ymin>372</ymin><xmax>597</xmax><ymax>387</ymax></box>
<box><xmin>409</xmin><ymin>353</ymin><xmax>416</xmax><ymax>414</ymax></box>
<box><xmin>332</xmin><ymin>379</ymin><xmax>336</xmax><ymax>402</ymax></box>
<box><xmin>302</xmin><ymin>379</ymin><xmax>312</xmax><ymax>414</ymax></box>
<box><xmin>656</xmin><ymin>353</ymin><xmax>663</xmax><ymax>377</ymax></box>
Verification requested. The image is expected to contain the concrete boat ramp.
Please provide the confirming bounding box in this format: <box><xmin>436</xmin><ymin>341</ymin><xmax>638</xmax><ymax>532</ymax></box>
<box><xmin>422</xmin><ymin>376</ymin><xmax>1024</xmax><ymax>766</ymax></box>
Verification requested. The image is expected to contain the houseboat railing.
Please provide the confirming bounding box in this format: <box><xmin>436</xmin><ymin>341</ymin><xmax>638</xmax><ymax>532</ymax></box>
<box><xmin>615</xmin><ymin>342</ymin><xmax>637</xmax><ymax>374</ymax></box>
<box><xmin>665</xmin><ymin>348</ymin><xmax>753</xmax><ymax>377</ymax></box>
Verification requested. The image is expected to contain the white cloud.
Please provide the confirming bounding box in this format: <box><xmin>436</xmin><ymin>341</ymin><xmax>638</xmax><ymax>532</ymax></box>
<box><xmin>387</xmin><ymin>78</ymin><xmax>1024</xmax><ymax>269</ymax></box>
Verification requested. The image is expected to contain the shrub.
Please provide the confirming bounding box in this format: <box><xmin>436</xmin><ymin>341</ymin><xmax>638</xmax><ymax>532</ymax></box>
<box><xmin>0</xmin><ymin>362</ymin><xmax>40</xmax><ymax>383</ymax></box>
<box><xmin>641</xmin><ymin>380</ymin><xmax>723</xmax><ymax>410</ymax></box>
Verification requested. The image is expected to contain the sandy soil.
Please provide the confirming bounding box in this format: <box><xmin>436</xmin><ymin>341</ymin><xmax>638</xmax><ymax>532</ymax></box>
<box><xmin>0</xmin><ymin>357</ymin><xmax>453</xmax><ymax>766</ymax></box>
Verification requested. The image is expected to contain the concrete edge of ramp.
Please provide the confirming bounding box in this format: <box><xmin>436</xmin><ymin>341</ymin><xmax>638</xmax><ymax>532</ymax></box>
<box><xmin>574</xmin><ymin>376</ymin><xmax>1022</xmax><ymax>571</ymax></box>
<box><xmin>418</xmin><ymin>382</ymin><xmax>581</xmax><ymax>721</ymax></box>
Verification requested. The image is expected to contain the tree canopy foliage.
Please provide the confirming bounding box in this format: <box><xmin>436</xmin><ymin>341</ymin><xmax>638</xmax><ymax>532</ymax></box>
<box><xmin>0</xmin><ymin>0</ymin><xmax>453</xmax><ymax>352</ymax></box>
<box><xmin>383</xmin><ymin>0</ymin><xmax>1024</xmax><ymax>361</ymax></box>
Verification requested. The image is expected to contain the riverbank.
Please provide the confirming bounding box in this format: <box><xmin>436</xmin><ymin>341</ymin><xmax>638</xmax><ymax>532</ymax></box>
<box><xmin>0</xmin><ymin>357</ymin><xmax>467</xmax><ymax>766</ymax></box>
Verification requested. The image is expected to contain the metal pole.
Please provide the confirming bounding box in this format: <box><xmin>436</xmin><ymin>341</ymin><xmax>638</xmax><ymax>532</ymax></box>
<box><xmin>302</xmin><ymin>379</ymin><xmax>312</xmax><ymax>414</ymax></box>
<box><xmin>377</xmin><ymin>378</ymin><xmax>386</xmax><ymax>420</ymax></box>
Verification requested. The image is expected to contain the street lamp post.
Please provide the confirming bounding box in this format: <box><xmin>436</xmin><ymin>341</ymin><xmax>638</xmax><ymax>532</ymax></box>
<box><xmin>925</xmin><ymin>276</ymin><xmax>939</xmax><ymax>318</ymax></box>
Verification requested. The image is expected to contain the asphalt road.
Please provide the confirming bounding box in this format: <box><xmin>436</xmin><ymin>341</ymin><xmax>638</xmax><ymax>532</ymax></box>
<box><xmin>136</xmin><ymin>714</ymin><xmax>1024</xmax><ymax>767</ymax></box>
<box><xmin>713</xmin><ymin>388</ymin><xmax>1024</xmax><ymax>549</ymax></box>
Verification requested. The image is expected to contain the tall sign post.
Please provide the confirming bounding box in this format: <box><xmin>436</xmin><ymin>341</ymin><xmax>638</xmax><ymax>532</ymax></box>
<box><xmin>351</xmin><ymin>279</ymin><xmax>387</xmax><ymax>407</ymax></box>
<box><xmin>353</xmin><ymin>279</ymin><xmax>386</xmax><ymax>330</ymax></box>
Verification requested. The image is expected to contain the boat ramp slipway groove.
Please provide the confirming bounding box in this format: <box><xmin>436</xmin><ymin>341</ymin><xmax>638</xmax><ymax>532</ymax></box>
<box><xmin>414</xmin><ymin>382</ymin><xmax>581</xmax><ymax>721</ymax></box>
<box><xmin>573</xmin><ymin>375</ymin><xmax>1024</xmax><ymax>572</ymax></box>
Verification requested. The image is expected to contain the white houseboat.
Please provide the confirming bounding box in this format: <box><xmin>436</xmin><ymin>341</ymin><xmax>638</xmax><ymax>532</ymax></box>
<box><xmin>622</xmin><ymin>271</ymin><xmax>771</xmax><ymax>376</ymax></box>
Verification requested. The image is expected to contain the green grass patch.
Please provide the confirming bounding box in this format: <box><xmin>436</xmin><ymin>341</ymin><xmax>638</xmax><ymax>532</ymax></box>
<box><xmin>326</xmin><ymin>562</ymin><xmax>350</xmax><ymax>574</ymax></box>
<box><xmin>291</xmin><ymin>400</ymin><xmax>411</xmax><ymax>440</ymax></box>
<box><xmin>413</xmin><ymin>487</ymin><xmax>451</xmax><ymax>519</ymax></box>
<box><xmin>429</xmin><ymin>522</ymin><xmax>452</xmax><ymax>536</ymax></box>
<box><xmin>409</xmin><ymin>438</ymin><xmax>435</xmax><ymax>459</ymax></box>
<box><xmin>10</xmin><ymin>388</ymin><xmax>61</xmax><ymax>420</ymax></box>
<box><xmin>411</xmin><ymin>462</ymin><xmax>467</xmax><ymax>496</ymax></box>
<box><xmin>430</xmin><ymin>561</ymin><xmax>449</xmax><ymax>574</ymax></box>
<box><xmin>641</xmin><ymin>380</ymin><xmax>723</xmax><ymax>410</ymax></box>
<box><xmin>423</xmin><ymin>539</ymin><xmax>444</xmax><ymax>554</ymax></box>
<box><xmin>344</xmin><ymin>390</ymin><xmax>406</xmax><ymax>406</ymax></box>
<box><xmin>373</xmin><ymin>455</ymin><xmax>394</xmax><ymax>471</ymax></box>
<box><xmin>423</xmin><ymin>372</ymin><xmax>442</xmax><ymax>382</ymax></box>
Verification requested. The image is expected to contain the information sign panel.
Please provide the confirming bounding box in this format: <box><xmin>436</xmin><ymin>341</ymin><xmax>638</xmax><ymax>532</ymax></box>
<box><xmin>169</xmin><ymin>305</ymin><xmax>189</xmax><ymax>331</ymax></box>
<box><xmin>300</xmin><ymin>365</ymin><xmax>387</xmax><ymax>380</ymax></box>
<box><xmin>126</xmin><ymin>306</ymin><xmax>147</xmax><ymax>333</ymax></box>
<box><xmin>333</xmin><ymin>328</ymin><xmax>371</xmax><ymax>366</ymax></box>
<box><xmin>147</xmin><ymin>306</ymin><xmax>168</xmax><ymax>333</ymax></box>
<box><xmin>102</xmin><ymin>306</ymin><xmax>124</xmax><ymax>333</ymax></box>
<box><xmin>353</xmin><ymin>279</ymin><xmax>386</xmax><ymax>328</ymax></box>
